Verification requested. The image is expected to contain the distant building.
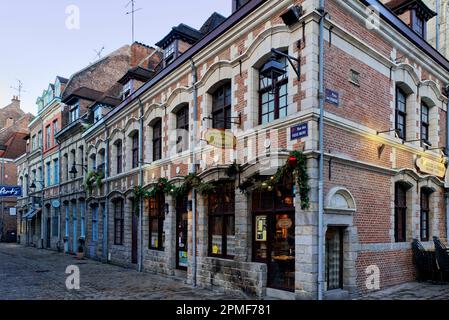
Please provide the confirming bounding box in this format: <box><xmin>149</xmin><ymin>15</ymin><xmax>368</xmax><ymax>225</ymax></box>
<box><xmin>0</xmin><ymin>96</ymin><xmax>33</xmax><ymax>242</ymax></box>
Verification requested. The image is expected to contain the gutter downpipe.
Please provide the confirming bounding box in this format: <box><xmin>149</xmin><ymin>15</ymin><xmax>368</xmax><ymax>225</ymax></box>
<box><xmin>138</xmin><ymin>99</ymin><xmax>144</xmax><ymax>273</ymax></box>
<box><xmin>436</xmin><ymin>0</ymin><xmax>440</xmax><ymax>50</ymax></box>
<box><xmin>446</xmin><ymin>99</ymin><xmax>449</xmax><ymax>242</ymax></box>
<box><xmin>318</xmin><ymin>0</ymin><xmax>326</xmax><ymax>301</ymax></box>
<box><xmin>103</xmin><ymin>123</ymin><xmax>110</xmax><ymax>263</ymax></box>
<box><xmin>190</xmin><ymin>58</ymin><xmax>198</xmax><ymax>287</ymax></box>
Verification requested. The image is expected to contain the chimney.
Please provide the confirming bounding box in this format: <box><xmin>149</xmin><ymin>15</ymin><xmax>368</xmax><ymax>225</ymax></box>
<box><xmin>11</xmin><ymin>95</ymin><xmax>20</xmax><ymax>107</ymax></box>
<box><xmin>232</xmin><ymin>0</ymin><xmax>249</xmax><ymax>13</ymax></box>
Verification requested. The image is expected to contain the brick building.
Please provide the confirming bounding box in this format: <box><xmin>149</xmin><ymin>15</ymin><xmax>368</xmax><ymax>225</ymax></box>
<box><xmin>16</xmin><ymin>0</ymin><xmax>449</xmax><ymax>299</ymax></box>
<box><xmin>0</xmin><ymin>97</ymin><xmax>33</xmax><ymax>242</ymax></box>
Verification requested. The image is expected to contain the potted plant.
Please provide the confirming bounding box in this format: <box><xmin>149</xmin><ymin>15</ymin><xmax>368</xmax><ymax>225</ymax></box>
<box><xmin>76</xmin><ymin>237</ymin><xmax>85</xmax><ymax>260</ymax></box>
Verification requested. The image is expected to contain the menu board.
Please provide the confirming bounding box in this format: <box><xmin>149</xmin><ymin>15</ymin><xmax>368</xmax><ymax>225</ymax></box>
<box><xmin>256</xmin><ymin>216</ymin><xmax>267</xmax><ymax>242</ymax></box>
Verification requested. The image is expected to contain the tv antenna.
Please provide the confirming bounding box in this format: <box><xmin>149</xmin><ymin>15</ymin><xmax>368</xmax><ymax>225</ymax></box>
<box><xmin>10</xmin><ymin>79</ymin><xmax>27</xmax><ymax>100</ymax></box>
<box><xmin>125</xmin><ymin>0</ymin><xmax>142</xmax><ymax>43</ymax></box>
<box><xmin>93</xmin><ymin>46</ymin><xmax>105</xmax><ymax>60</ymax></box>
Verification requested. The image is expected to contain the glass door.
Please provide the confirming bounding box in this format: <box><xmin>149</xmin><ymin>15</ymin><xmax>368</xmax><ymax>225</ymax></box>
<box><xmin>176</xmin><ymin>197</ymin><xmax>188</xmax><ymax>270</ymax></box>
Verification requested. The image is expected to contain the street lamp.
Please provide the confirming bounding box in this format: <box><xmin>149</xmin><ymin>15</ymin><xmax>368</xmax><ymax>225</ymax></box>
<box><xmin>69</xmin><ymin>163</ymin><xmax>88</xmax><ymax>179</ymax></box>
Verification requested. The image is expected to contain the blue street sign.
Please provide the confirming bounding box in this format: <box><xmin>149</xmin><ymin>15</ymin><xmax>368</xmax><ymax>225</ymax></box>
<box><xmin>0</xmin><ymin>186</ymin><xmax>22</xmax><ymax>197</ymax></box>
<box><xmin>291</xmin><ymin>123</ymin><xmax>308</xmax><ymax>140</ymax></box>
<box><xmin>325</xmin><ymin>88</ymin><xmax>340</xmax><ymax>106</ymax></box>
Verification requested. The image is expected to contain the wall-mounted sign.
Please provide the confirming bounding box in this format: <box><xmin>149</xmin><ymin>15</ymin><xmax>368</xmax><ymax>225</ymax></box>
<box><xmin>0</xmin><ymin>186</ymin><xmax>22</xmax><ymax>197</ymax></box>
<box><xmin>204</xmin><ymin>129</ymin><xmax>236</xmax><ymax>149</ymax></box>
<box><xmin>325</xmin><ymin>89</ymin><xmax>340</xmax><ymax>106</ymax></box>
<box><xmin>290</xmin><ymin>123</ymin><xmax>308</xmax><ymax>140</ymax></box>
<box><xmin>416</xmin><ymin>157</ymin><xmax>446</xmax><ymax>178</ymax></box>
<box><xmin>9</xmin><ymin>208</ymin><xmax>16</xmax><ymax>216</ymax></box>
<box><xmin>276</xmin><ymin>218</ymin><xmax>293</xmax><ymax>229</ymax></box>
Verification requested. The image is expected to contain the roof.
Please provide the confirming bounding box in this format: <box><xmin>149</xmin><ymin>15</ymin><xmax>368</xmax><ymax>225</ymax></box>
<box><xmin>56</xmin><ymin>76</ymin><xmax>69</xmax><ymax>84</ymax></box>
<box><xmin>155</xmin><ymin>23</ymin><xmax>204</xmax><ymax>49</ymax></box>
<box><xmin>384</xmin><ymin>0</ymin><xmax>437</xmax><ymax>20</ymax></box>
<box><xmin>62</xmin><ymin>87</ymin><xmax>105</xmax><ymax>104</ymax></box>
<box><xmin>200</xmin><ymin>12</ymin><xmax>227</xmax><ymax>35</ymax></box>
<box><xmin>118</xmin><ymin>66</ymin><xmax>156</xmax><ymax>84</ymax></box>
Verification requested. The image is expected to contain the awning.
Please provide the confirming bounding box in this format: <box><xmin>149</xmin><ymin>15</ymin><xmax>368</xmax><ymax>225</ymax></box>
<box><xmin>24</xmin><ymin>208</ymin><xmax>41</xmax><ymax>220</ymax></box>
<box><xmin>22</xmin><ymin>209</ymin><xmax>34</xmax><ymax>219</ymax></box>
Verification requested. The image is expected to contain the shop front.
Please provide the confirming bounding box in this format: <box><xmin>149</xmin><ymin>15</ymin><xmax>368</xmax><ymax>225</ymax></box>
<box><xmin>252</xmin><ymin>177</ymin><xmax>295</xmax><ymax>292</ymax></box>
<box><xmin>176</xmin><ymin>196</ymin><xmax>189</xmax><ymax>270</ymax></box>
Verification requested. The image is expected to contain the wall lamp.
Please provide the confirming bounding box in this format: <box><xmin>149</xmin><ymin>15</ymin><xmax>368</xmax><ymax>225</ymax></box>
<box><xmin>425</xmin><ymin>146</ymin><xmax>448</xmax><ymax>156</ymax></box>
<box><xmin>376</xmin><ymin>128</ymin><xmax>400</xmax><ymax>138</ymax></box>
<box><xmin>29</xmin><ymin>180</ymin><xmax>44</xmax><ymax>190</ymax></box>
<box><xmin>402</xmin><ymin>139</ymin><xmax>431</xmax><ymax>148</ymax></box>
<box><xmin>69</xmin><ymin>163</ymin><xmax>88</xmax><ymax>177</ymax></box>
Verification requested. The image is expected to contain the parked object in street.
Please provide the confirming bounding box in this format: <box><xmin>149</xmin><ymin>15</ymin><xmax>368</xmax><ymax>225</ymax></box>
<box><xmin>433</xmin><ymin>237</ymin><xmax>449</xmax><ymax>282</ymax></box>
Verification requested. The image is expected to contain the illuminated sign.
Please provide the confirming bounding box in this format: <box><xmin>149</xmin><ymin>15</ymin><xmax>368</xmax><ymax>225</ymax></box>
<box><xmin>416</xmin><ymin>157</ymin><xmax>446</xmax><ymax>178</ymax></box>
<box><xmin>204</xmin><ymin>129</ymin><xmax>236</xmax><ymax>149</ymax></box>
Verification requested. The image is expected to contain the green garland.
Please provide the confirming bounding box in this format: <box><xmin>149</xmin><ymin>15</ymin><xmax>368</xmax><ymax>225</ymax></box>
<box><xmin>255</xmin><ymin>150</ymin><xmax>310</xmax><ymax>210</ymax></box>
<box><xmin>84</xmin><ymin>171</ymin><xmax>104</xmax><ymax>194</ymax></box>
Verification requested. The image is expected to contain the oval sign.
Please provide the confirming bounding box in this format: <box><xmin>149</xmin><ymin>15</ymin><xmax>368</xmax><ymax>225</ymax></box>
<box><xmin>204</xmin><ymin>129</ymin><xmax>236</xmax><ymax>149</ymax></box>
<box><xmin>52</xmin><ymin>199</ymin><xmax>61</xmax><ymax>208</ymax></box>
<box><xmin>277</xmin><ymin>218</ymin><xmax>293</xmax><ymax>229</ymax></box>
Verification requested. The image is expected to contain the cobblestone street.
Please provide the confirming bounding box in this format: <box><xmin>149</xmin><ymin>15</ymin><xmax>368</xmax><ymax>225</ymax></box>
<box><xmin>0</xmin><ymin>243</ymin><xmax>249</xmax><ymax>300</ymax></box>
<box><xmin>359</xmin><ymin>282</ymin><xmax>449</xmax><ymax>300</ymax></box>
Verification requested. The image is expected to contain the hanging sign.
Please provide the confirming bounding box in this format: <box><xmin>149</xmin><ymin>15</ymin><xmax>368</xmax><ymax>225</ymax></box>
<box><xmin>0</xmin><ymin>186</ymin><xmax>22</xmax><ymax>197</ymax></box>
<box><xmin>290</xmin><ymin>123</ymin><xmax>308</xmax><ymax>140</ymax></box>
<box><xmin>276</xmin><ymin>218</ymin><xmax>293</xmax><ymax>229</ymax></box>
<box><xmin>204</xmin><ymin>129</ymin><xmax>236</xmax><ymax>149</ymax></box>
<box><xmin>416</xmin><ymin>157</ymin><xmax>446</xmax><ymax>178</ymax></box>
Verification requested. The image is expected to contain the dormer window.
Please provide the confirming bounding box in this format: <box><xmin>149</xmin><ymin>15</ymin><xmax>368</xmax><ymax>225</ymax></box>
<box><xmin>164</xmin><ymin>42</ymin><xmax>177</xmax><ymax>66</ymax></box>
<box><xmin>69</xmin><ymin>102</ymin><xmax>80</xmax><ymax>123</ymax></box>
<box><xmin>123</xmin><ymin>81</ymin><xmax>133</xmax><ymax>100</ymax></box>
<box><xmin>93</xmin><ymin>105</ymin><xmax>103</xmax><ymax>123</ymax></box>
<box><xmin>412</xmin><ymin>10</ymin><xmax>425</xmax><ymax>37</ymax></box>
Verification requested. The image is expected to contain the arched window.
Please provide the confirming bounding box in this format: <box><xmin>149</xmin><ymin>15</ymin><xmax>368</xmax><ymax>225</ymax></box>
<box><xmin>131</xmin><ymin>132</ymin><xmax>139</xmax><ymax>169</ymax></box>
<box><xmin>212</xmin><ymin>83</ymin><xmax>232</xmax><ymax>129</ymax></box>
<box><xmin>152</xmin><ymin>120</ymin><xmax>162</xmax><ymax>161</ymax></box>
<box><xmin>421</xmin><ymin>101</ymin><xmax>430</xmax><ymax>144</ymax></box>
<box><xmin>259</xmin><ymin>54</ymin><xmax>288</xmax><ymax>125</ymax></box>
<box><xmin>395</xmin><ymin>87</ymin><xmax>407</xmax><ymax>140</ymax></box>
<box><xmin>115</xmin><ymin>140</ymin><xmax>123</xmax><ymax>174</ymax></box>
<box><xmin>176</xmin><ymin>105</ymin><xmax>189</xmax><ymax>153</ymax></box>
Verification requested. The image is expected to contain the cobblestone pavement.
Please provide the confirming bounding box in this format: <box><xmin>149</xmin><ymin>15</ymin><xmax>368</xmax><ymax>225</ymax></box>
<box><xmin>0</xmin><ymin>243</ymin><xmax>249</xmax><ymax>300</ymax></box>
<box><xmin>359</xmin><ymin>282</ymin><xmax>449</xmax><ymax>300</ymax></box>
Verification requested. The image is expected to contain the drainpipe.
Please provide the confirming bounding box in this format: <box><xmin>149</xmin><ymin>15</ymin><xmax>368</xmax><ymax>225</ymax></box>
<box><xmin>103</xmin><ymin>123</ymin><xmax>110</xmax><ymax>262</ymax></box>
<box><xmin>436</xmin><ymin>0</ymin><xmax>440</xmax><ymax>50</ymax></box>
<box><xmin>446</xmin><ymin>99</ymin><xmax>449</xmax><ymax>242</ymax></box>
<box><xmin>318</xmin><ymin>0</ymin><xmax>326</xmax><ymax>301</ymax></box>
<box><xmin>190</xmin><ymin>58</ymin><xmax>198</xmax><ymax>287</ymax></box>
<box><xmin>138</xmin><ymin>99</ymin><xmax>144</xmax><ymax>273</ymax></box>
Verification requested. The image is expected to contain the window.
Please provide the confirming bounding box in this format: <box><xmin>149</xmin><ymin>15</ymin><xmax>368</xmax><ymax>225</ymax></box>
<box><xmin>38</xmin><ymin>130</ymin><xmax>42</xmax><ymax>147</ymax></box>
<box><xmin>132</xmin><ymin>132</ymin><xmax>139</xmax><ymax>169</ymax></box>
<box><xmin>421</xmin><ymin>102</ymin><xmax>430</xmax><ymax>144</ymax></box>
<box><xmin>53</xmin><ymin>159</ymin><xmax>59</xmax><ymax>184</ymax></box>
<box><xmin>113</xmin><ymin>199</ymin><xmax>124</xmax><ymax>245</ymax></box>
<box><xmin>259</xmin><ymin>55</ymin><xmax>288</xmax><ymax>125</ymax></box>
<box><xmin>32</xmin><ymin>135</ymin><xmax>36</xmax><ymax>151</ymax></box>
<box><xmin>395</xmin><ymin>183</ymin><xmax>408</xmax><ymax>242</ymax></box>
<box><xmin>52</xmin><ymin>208</ymin><xmax>59</xmax><ymax>238</ymax></box>
<box><xmin>412</xmin><ymin>10</ymin><xmax>425</xmax><ymax>38</ymax></box>
<box><xmin>212</xmin><ymin>83</ymin><xmax>232</xmax><ymax>129</ymax></box>
<box><xmin>115</xmin><ymin>140</ymin><xmax>123</xmax><ymax>174</ymax></box>
<box><xmin>208</xmin><ymin>182</ymin><xmax>235</xmax><ymax>258</ymax></box>
<box><xmin>53</xmin><ymin>119</ymin><xmax>59</xmax><ymax>138</ymax></box>
<box><xmin>149</xmin><ymin>192</ymin><xmax>165</xmax><ymax>250</ymax></box>
<box><xmin>164</xmin><ymin>42</ymin><xmax>176</xmax><ymax>66</ymax></box>
<box><xmin>69</xmin><ymin>103</ymin><xmax>80</xmax><ymax>123</ymax></box>
<box><xmin>63</xmin><ymin>154</ymin><xmax>69</xmax><ymax>181</ymax></box>
<box><xmin>420</xmin><ymin>190</ymin><xmax>430</xmax><ymax>242</ymax></box>
<box><xmin>395</xmin><ymin>87</ymin><xmax>407</xmax><ymax>140</ymax></box>
<box><xmin>45</xmin><ymin>125</ymin><xmax>51</xmax><ymax>149</ymax></box>
<box><xmin>92</xmin><ymin>205</ymin><xmax>99</xmax><ymax>242</ymax></box>
<box><xmin>326</xmin><ymin>227</ymin><xmax>344</xmax><ymax>290</ymax></box>
<box><xmin>153</xmin><ymin>120</ymin><xmax>162</xmax><ymax>161</ymax></box>
<box><xmin>123</xmin><ymin>81</ymin><xmax>133</xmax><ymax>100</ymax></box>
<box><xmin>176</xmin><ymin>105</ymin><xmax>189</xmax><ymax>153</ymax></box>
<box><xmin>46</xmin><ymin>162</ymin><xmax>51</xmax><ymax>187</ymax></box>
<box><xmin>90</xmin><ymin>154</ymin><xmax>97</xmax><ymax>171</ymax></box>
<box><xmin>93</xmin><ymin>105</ymin><xmax>103</xmax><ymax>123</ymax></box>
<box><xmin>70</xmin><ymin>150</ymin><xmax>76</xmax><ymax>178</ymax></box>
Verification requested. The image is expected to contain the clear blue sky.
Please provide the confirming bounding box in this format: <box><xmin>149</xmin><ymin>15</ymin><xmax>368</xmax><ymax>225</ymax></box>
<box><xmin>0</xmin><ymin>0</ymin><xmax>231</xmax><ymax>115</ymax></box>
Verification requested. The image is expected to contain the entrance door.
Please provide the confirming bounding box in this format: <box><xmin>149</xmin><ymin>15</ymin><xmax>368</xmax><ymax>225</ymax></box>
<box><xmin>252</xmin><ymin>177</ymin><xmax>296</xmax><ymax>292</ymax></box>
<box><xmin>72</xmin><ymin>203</ymin><xmax>77</xmax><ymax>254</ymax></box>
<box><xmin>46</xmin><ymin>217</ymin><xmax>51</xmax><ymax>248</ymax></box>
<box><xmin>176</xmin><ymin>197</ymin><xmax>188</xmax><ymax>270</ymax></box>
<box><xmin>131</xmin><ymin>200</ymin><xmax>138</xmax><ymax>264</ymax></box>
